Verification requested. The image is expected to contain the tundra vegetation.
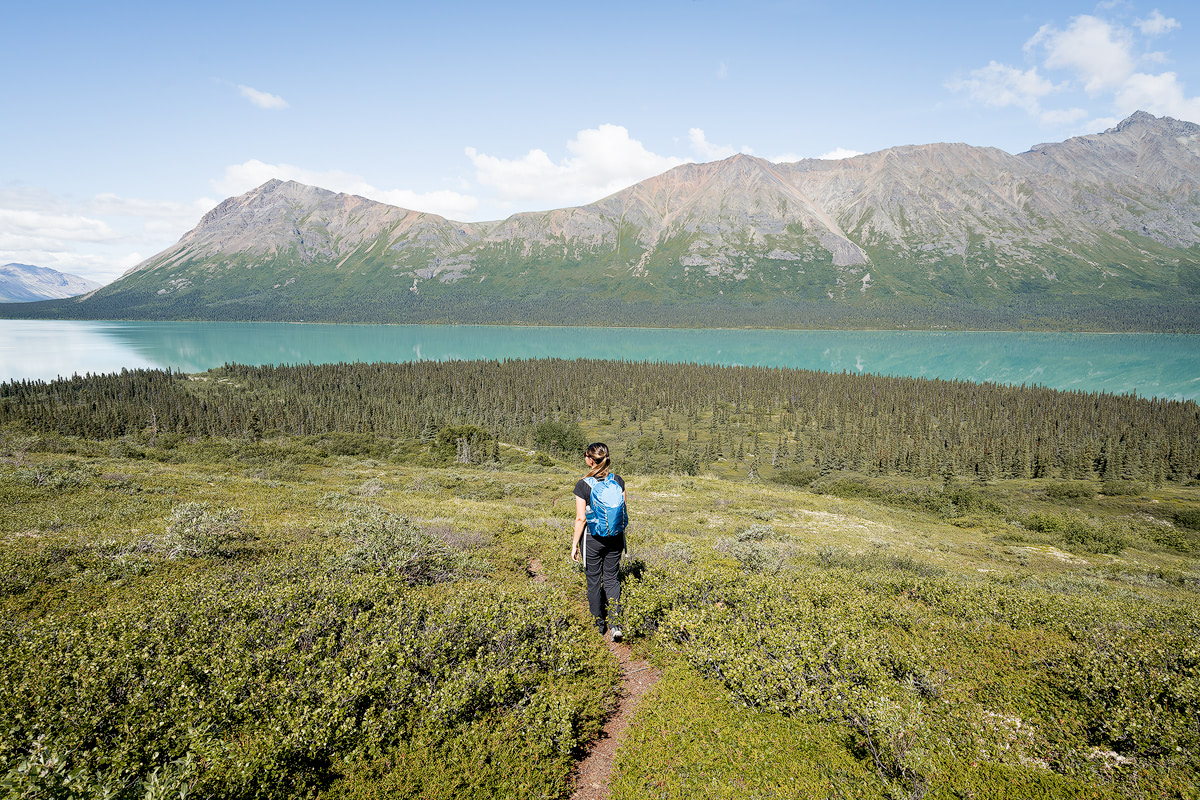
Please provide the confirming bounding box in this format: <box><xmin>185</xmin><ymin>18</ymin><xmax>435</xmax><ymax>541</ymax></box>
<box><xmin>1</xmin><ymin>360</ymin><xmax>1198</xmax><ymax>799</ymax></box>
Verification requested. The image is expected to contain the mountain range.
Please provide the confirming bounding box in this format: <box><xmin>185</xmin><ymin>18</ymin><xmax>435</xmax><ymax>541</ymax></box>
<box><xmin>6</xmin><ymin>111</ymin><xmax>1200</xmax><ymax>330</ymax></box>
<box><xmin>0</xmin><ymin>263</ymin><xmax>100</xmax><ymax>303</ymax></box>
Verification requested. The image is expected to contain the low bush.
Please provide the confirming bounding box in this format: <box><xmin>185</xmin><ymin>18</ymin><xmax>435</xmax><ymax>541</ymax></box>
<box><xmin>1046</xmin><ymin>481</ymin><xmax>1095</xmax><ymax>500</ymax></box>
<box><xmin>336</xmin><ymin>508</ymin><xmax>461</xmax><ymax>584</ymax></box>
<box><xmin>1060</xmin><ymin>517</ymin><xmax>1128</xmax><ymax>555</ymax></box>
<box><xmin>1059</xmin><ymin>615</ymin><xmax>1200</xmax><ymax>759</ymax></box>
<box><xmin>811</xmin><ymin>476</ymin><xmax>875</xmax><ymax>499</ymax></box>
<box><xmin>1101</xmin><ymin>480</ymin><xmax>1145</xmax><ymax>496</ymax></box>
<box><xmin>14</xmin><ymin>460</ymin><xmax>96</xmax><ymax>490</ymax></box>
<box><xmin>0</xmin><ymin>580</ymin><xmax>614</xmax><ymax>800</ymax></box>
<box><xmin>713</xmin><ymin>538</ymin><xmax>776</xmax><ymax>573</ymax></box>
<box><xmin>815</xmin><ymin>546</ymin><xmax>945</xmax><ymax>578</ymax></box>
<box><xmin>1021</xmin><ymin>512</ymin><xmax>1063</xmax><ymax>533</ymax></box>
<box><xmin>736</xmin><ymin>522</ymin><xmax>775</xmax><ymax>542</ymax></box>
<box><xmin>621</xmin><ymin>560</ymin><xmax>1200</xmax><ymax>797</ymax></box>
<box><xmin>769</xmin><ymin>467</ymin><xmax>819</xmax><ymax>487</ymax></box>
<box><xmin>161</xmin><ymin>502</ymin><xmax>246</xmax><ymax>558</ymax></box>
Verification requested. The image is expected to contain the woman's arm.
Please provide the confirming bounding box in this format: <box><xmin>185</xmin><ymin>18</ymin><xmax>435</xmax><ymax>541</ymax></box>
<box><xmin>571</xmin><ymin>496</ymin><xmax>587</xmax><ymax>562</ymax></box>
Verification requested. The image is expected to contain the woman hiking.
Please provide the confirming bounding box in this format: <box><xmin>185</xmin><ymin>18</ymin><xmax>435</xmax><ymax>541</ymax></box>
<box><xmin>570</xmin><ymin>442</ymin><xmax>628</xmax><ymax>642</ymax></box>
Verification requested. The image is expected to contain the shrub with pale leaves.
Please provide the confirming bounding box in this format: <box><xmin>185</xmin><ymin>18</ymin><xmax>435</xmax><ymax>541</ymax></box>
<box><xmin>162</xmin><ymin>502</ymin><xmax>245</xmax><ymax>558</ymax></box>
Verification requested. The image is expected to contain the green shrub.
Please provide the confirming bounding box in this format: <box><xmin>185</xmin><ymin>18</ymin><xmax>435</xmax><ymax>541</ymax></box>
<box><xmin>844</xmin><ymin>696</ymin><xmax>932</xmax><ymax>799</ymax></box>
<box><xmin>1060</xmin><ymin>618</ymin><xmax>1200</xmax><ymax>759</ymax></box>
<box><xmin>812</xmin><ymin>477</ymin><xmax>876</xmax><ymax>499</ymax></box>
<box><xmin>1175</xmin><ymin>509</ymin><xmax>1200</xmax><ymax>531</ymax></box>
<box><xmin>736</xmin><ymin>522</ymin><xmax>775</xmax><ymax>542</ymax></box>
<box><xmin>349</xmin><ymin>478</ymin><xmax>387</xmax><ymax>497</ymax></box>
<box><xmin>337</xmin><ymin>508</ymin><xmax>459</xmax><ymax>584</ymax></box>
<box><xmin>1101</xmin><ymin>480</ymin><xmax>1145</xmax><ymax>496</ymax></box>
<box><xmin>161</xmin><ymin>503</ymin><xmax>246</xmax><ymax>558</ymax></box>
<box><xmin>1046</xmin><ymin>481</ymin><xmax>1095</xmax><ymax>500</ymax></box>
<box><xmin>1021</xmin><ymin>512</ymin><xmax>1063</xmax><ymax>533</ymax></box>
<box><xmin>713</xmin><ymin>538</ymin><xmax>774</xmax><ymax>573</ymax></box>
<box><xmin>0</xmin><ymin>581</ymin><xmax>613</xmax><ymax>800</ymax></box>
<box><xmin>768</xmin><ymin>467</ymin><xmax>819</xmax><ymax>487</ymax></box>
<box><xmin>1060</xmin><ymin>517</ymin><xmax>1128</xmax><ymax>555</ymax></box>
<box><xmin>14</xmin><ymin>460</ymin><xmax>96</xmax><ymax>490</ymax></box>
<box><xmin>532</xmin><ymin>421</ymin><xmax>587</xmax><ymax>457</ymax></box>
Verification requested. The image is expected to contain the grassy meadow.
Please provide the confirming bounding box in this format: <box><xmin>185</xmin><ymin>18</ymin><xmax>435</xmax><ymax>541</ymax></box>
<box><xmin>1</xmin><ymin>362</ymin><xmax>1199</xmax><ymax>799</ymax></box>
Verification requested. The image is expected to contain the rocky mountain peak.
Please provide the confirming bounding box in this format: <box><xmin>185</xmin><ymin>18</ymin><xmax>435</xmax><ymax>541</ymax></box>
<box><xmin>1104</xmin><ymin>109</ymin><xmax>1200</xmax><ymax>136</ymax></box>
<box><xmin>1108</xmin><ymin>109</ymin><xmax>1159</xmax><ymax>132</ymax></box>
<box><xmin>91</xmin><ymin>111</ymin><xmax>1200</xmax><ymax>328</ymax></box>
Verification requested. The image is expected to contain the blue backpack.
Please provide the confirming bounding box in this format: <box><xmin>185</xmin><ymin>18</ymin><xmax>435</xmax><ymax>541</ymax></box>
<box><xmin>584</xmin><ymin>473</ymin><xmax>628</xmax><ymax>537</ymax></box>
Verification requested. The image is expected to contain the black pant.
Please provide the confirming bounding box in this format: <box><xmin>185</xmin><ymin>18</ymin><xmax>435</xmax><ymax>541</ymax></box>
<box><xmin>584</xmin><ymin>531</ymin><xmax>623</xmax><ymax>631</ymax></box>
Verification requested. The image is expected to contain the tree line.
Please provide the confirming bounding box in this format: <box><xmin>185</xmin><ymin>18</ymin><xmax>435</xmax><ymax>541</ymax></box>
<box><xmin>2</xmin><ymin>359</ymin><xmax>1197</xmax><ymax>482</ymax></box>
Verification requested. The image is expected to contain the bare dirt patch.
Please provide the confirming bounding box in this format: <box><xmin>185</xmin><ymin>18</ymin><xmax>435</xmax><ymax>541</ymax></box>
<box><xmin>569</xmin><ymin>640</ymin><xmax>660</xmax><ymax>800</ymax></box>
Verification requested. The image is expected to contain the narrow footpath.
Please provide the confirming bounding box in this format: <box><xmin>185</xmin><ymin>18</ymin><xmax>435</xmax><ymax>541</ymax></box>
<box><xmin>528</xmin><ymin>558</ymin><xmax>662</xmax><ymax>800</ymax></box>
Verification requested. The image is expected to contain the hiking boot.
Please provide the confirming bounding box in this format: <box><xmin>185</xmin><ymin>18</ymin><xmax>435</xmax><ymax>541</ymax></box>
<box><xmin>610</xmin><ymin>626</ymin><xmax>623</xmax><ymax>643</ymax></box>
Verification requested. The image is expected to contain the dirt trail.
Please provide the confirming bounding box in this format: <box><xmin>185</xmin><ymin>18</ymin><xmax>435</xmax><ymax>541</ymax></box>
<box><xmin>528</xmin><ymin>558</ymin><xmax>662</xmax><ymax>800</ymax></box>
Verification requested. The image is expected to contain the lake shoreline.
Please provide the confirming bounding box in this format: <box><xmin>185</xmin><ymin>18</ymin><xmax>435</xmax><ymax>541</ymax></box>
<box><xmin>3</xmin><ymin>319</ymin><xmax>1198</xmax><ymax>402</ymax></box>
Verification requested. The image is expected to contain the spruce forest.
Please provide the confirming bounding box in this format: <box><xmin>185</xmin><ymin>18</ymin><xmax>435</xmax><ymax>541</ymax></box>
<box><xmin>2</xmin><ymin>359</ymin><xmax>1198</xmax><ymax>799</ymax></box>
<box><xmin>2</xmin><ymin>360</ymin><xmax>1197</xmax><ymax>485</ymax></box>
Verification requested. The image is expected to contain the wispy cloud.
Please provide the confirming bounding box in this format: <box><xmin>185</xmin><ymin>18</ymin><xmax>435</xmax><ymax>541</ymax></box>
<box><xmin>0</xmin><ymin>208</ymin><xmax>118</xmax><ymax>249</ymax></box>
<box><xmin>818</xmin><ymin>147</ymin><xmax>865</xmax><ymax>160</ymax></box>
<box><xmin>1028</xmin><ymin>15</ymin><xmax>1135</xmax><ymax>94</ymax></box>
<box><xmin>945</xmin><ymin>61</ymin><xmax>1085</xmax><ymax>124</ymax></box>
<box><xmin>950</xmin><ymin>10</ymin><xmax>1200</xmax><ymax>127</ymax></box>
<box><xmin>465</xmin><ymin>124</ymin><xmax>688</xmax><ymax>211</ymax></box>
<box><xmin>237</xmin><ymin>84</ymin><xmax>289</xmax><ymax>110</ymax></box>
<box><xmin>1137</xmin><ymin>10</ymin><xmax>1180</xmax><ymax>36</ymax></box>
<box><xmin>0</xmin><ymin>186</ymin><xmax>209</xmax><ymax>284</ymax></box>
<box><xmin>688</xmin><ymin>128</ymin><xmax>754</xmax><ymax>160</ymax></box>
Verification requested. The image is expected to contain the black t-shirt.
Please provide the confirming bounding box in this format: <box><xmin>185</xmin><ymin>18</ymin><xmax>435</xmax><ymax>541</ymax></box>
<box><xmin>573</xmin><ymin>474</ymin><xmax>625</xmax><ymax>507</ymax></box>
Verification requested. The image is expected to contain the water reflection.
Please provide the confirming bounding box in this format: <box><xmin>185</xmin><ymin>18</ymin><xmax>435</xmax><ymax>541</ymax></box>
<box><xmin>1</xmin><ymin>320</ymin><xmax>1197</xmax><ymax>402</ymax></box>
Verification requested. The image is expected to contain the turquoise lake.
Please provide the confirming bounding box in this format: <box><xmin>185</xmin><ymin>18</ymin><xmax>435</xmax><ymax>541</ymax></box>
<box><xmin>1</xmin><ymin>319</ymin><xmax>1197</xmax><ymax>402</ymax></box>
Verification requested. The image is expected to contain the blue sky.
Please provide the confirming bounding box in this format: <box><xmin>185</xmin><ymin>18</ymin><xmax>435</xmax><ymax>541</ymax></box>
<box><xmin>3</xmin><ymin>0</ymin><xmax>1198</xmax><ymax>284</ymax></box>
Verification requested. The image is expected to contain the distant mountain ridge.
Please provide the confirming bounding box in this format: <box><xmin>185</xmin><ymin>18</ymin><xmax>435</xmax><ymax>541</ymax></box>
<box><xmin>0</xmin><ymin>263</ymin><xmax>100</xmax><ymax>303</ymax></box>
<box><xmin>7</xmin><ymin>111</ymin><xmax>1200</xmax><ymax>330</ymax></box>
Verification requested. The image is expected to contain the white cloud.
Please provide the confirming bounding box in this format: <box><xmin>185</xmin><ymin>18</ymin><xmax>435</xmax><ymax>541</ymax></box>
<box><xmin>688</xmin><ymin>128</ymin><xmax>754</xmax><ymax>160</ymax></box>
<box><xmin>213</xmin><ymin>160</ymin><xmax>480</xmax><ymax>219</ymax></box>
<box><xmin>947</xmin><ymin>61</ymin><xmax>1058</xmax><ymax>112</ymax></box>
<box><xmin>465</xmin><ymin>124</ymin><xmax>688</xmax><ymax>210</ymax></box>
<box><xmin>1038</xmin><ymin>106</ymin><xmax>1090</xmax><ymax>125</ymax></box>
<box><xmin>1027</xmin><ymin>16</ymin><xmax>1136</xmax><ymax>94</ymax></box>
<box><xmin>717</xmin><ymin>61</ymin><xmax>728</xmax><ymax>79</ymax></box>
<box><xmin>237</xmin><ymin>84</ymin><xmax>289</xmax><ymax>110</ymax></box>
<box><xmin>89</xmin><ymin>194</ymin><xmax>214</xmax><ymax>225</ymax></box>
<box><xmin>954</xmin><ymin>11</ymin><xmax>1200</xmax><ymax>129</ymax></box>
<box><xmin>1114</xmin><ymin>71</ymin><xmax>1200</xmax><ymax>121</ymax></box>
<box><xmin>0</xmin><ymin>187</ymin><xmax>218</xmax><ymax>285</ymax></box>
<box><xmin>1137</xmin><ymin>10</ymin><xmax>1180</xmax><ymax>36</ymax></box>
<box><xmin>945</xmin><ymin>61</ymin><xmax>1084</xmax><ymax>124</ymax></box>
<box><xmin>0</xmin><ymin>208</ymin><xmax>119</xmax><ymax>250</ymax></box>
<box><xmin>818</xmin><ymin>147</ymin><xmax>865</xmax><ymax>160</ymax></box>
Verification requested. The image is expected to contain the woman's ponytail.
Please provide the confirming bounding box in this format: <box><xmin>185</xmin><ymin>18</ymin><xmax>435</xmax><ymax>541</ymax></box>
<box><xmin>585</xmin><ymin>442</ymin><xmax>611</xmax><ymax>479</ymax></box>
